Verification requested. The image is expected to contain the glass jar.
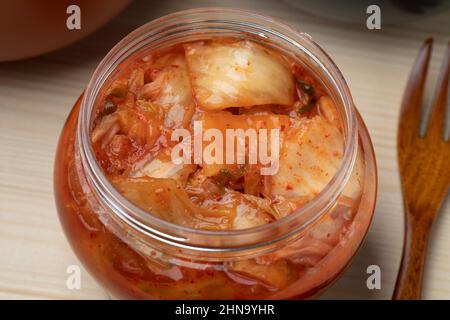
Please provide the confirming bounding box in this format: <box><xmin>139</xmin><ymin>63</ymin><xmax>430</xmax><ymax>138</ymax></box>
<box><xmin>54</xmin><ymin>8</ymin><xmax>377</xmax><ymax>299</ymax></box>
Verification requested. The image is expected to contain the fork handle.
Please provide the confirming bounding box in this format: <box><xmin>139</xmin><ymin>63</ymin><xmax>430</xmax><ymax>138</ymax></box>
<box><xmin>392</xmin><ymin>214</ymin><xmax>433</xmax><ymax>300</ymax></box>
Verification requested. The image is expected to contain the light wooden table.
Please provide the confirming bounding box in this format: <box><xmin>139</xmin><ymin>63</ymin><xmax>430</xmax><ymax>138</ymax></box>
<box><xmin>0</xmin><ymin>0</ymin><xmax>449</xmax><ymax>300</ymax></box>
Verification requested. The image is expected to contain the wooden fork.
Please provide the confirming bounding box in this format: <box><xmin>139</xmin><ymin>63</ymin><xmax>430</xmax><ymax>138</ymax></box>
<box><xmin>393</xmin><ymin>39</ymin><xmax>450</xmax><ymax>300</ymax></box>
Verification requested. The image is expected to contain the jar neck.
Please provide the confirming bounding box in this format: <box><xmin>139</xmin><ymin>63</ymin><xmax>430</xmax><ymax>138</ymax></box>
<box><xmin>76</xmin><ymin>7</ymin><xmax>358</xmax><ymax>258</ymax></box>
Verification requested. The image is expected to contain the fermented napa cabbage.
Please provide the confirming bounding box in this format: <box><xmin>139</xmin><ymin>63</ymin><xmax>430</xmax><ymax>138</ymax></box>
<box><xmin>141</xmin><ymin>53</ymin><xmax>195</xmax><ymax>128</ymax></box>
<box><xmin>184</xmin><ymin>40</ymin><xmax>295</xmax><ymax>110</ymax></box>
<box><xmin>112</xmin><ymin>177</ymin><xmax>233</xmax><ymax>229</ymax></box>
<box><xmin>131</xmin><ymin>148</ymin><xmax>196</xmax><ymax>184</ymax></box>
<box><xmin>269</xmin><ymin>115</ymin><xmax>344</xmax><ymax>198</ymax></box>
<box><xmin>197</xmin><ymin>111</ymin><xmax>289</xmax><ymax>178</ymax></box>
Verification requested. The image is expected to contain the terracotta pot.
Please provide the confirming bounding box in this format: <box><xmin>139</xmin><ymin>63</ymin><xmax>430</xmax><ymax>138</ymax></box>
<box><xmin>0</xmin><ymin>0</ymin><xmax>131</xmax><ymax>62</ymax></box>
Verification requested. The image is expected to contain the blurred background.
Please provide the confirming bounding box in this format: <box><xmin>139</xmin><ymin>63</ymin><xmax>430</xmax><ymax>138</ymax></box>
<box><xmin>0</xmin><ymin>0</ymin><xmax>449</xmax><ymax>299</ymax></box>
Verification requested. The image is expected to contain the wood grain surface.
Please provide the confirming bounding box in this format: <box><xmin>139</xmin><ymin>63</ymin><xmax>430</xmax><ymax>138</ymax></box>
<box><xmin>0</xmin><ymin>0</ymin><xmax>449</xmax><ymax>299</ymax></box>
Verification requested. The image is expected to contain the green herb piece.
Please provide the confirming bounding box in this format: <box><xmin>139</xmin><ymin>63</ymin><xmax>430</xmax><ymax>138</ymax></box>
<box><xmin>107</xmin><ymin>78</ymin><xmax>128</xmax><ymax>98</ymax></box>
<box><xmin>297</xmin><ymin>80</ymin><xmax>314</xmax><ymax>95</ymax></box>
<box><xmin>109</xmin><ymin>86</ymin><xmax>127</xmax><ymax>98</ymax></box>
<box><xmin>220</xmin><ymin>168</ymin><xmax>231</xmax><ymax>177</ymax></box>
<box><xmin>102</xmin><ymin>101</ymin><xmax>117</xmax><ymax>116</ymax></box>
<box><xmin>298</xmin><ymin>100</ymin><xmax>316</xmax><ymax>115</ymax></box>
<box><xmin>220</xmin><ymin>167</ymin><xmax>246</xmax><ymax>180</ymax></box>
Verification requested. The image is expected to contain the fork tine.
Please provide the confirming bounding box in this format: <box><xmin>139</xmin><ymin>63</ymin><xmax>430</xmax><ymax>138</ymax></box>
<box><xmin>425</xmin><ymin>41</ymin><xmax>450</xmax><ymax>140</ymax></box>
<box><xmin>398</xmin><ymin>38</ymin><xmax>433</xmax><ymax>147</ymax></box>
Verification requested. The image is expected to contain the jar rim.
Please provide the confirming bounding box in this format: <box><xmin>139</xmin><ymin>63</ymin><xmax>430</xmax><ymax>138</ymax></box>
<box><xmin>77</xmin><ymin>7</ymin><xmax>358</xmax><ymax>253</ymax></box>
